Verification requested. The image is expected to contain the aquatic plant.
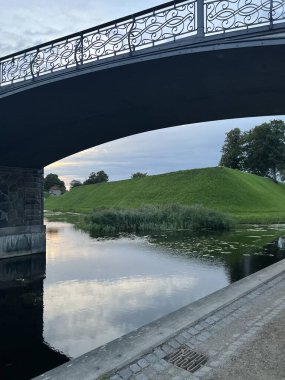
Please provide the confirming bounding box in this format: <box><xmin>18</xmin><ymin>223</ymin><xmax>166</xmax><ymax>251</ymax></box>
<box><xmin>80</xmin><ymin>204</ymin><xmax>235</xmax><ymax>235</ymax></box>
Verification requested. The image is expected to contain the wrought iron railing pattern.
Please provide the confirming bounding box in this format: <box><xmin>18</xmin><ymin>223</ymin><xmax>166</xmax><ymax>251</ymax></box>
<box><xmin>0</xmin><ymin>0</ymin><xmax>284</xmax><ymax>87</ymax></box>
<box><xmin>205</xmin><ymin>0</ymin><xmax>285</xmax><ymax>34</ymax></box>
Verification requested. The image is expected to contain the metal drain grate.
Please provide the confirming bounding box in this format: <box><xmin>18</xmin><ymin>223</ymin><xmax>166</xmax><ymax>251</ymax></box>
<box><xmin>166</xmin><ymin>345</ymin><xmax>207</xmax><ymax>373</ymax></box>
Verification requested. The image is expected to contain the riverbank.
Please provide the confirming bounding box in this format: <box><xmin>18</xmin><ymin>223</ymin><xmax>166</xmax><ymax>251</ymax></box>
<box><xmin>45</xmin><ymin>167</ymin><xmax>285</xmax><ymax>223</ymax></box>
<box><xmin>33</xmin><ymin>259</ymin><xmax>285</xmax><ymax>380</ymax></box>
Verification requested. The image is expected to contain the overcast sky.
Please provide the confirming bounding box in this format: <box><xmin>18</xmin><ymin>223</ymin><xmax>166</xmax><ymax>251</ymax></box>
<box><xmin>1</xmin><ymin>0</ymin><xmax>284</xmax><ymax>187</ymax></box>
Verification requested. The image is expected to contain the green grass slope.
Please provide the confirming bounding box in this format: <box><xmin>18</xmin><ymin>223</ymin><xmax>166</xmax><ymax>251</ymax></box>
<box><xmin>45</xmin><ymin>167</ymin><xmax>285</xmax><ymax>222</ymax></box>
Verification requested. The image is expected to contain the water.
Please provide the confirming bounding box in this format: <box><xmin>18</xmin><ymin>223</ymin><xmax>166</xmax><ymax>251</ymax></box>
<box><xmin>1</xmin><ymin>220</ymin><xmax>285</xmax><ymax>379</ymax></box>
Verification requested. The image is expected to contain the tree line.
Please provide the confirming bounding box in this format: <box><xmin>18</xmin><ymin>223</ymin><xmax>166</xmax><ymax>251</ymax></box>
<box><xmin>220</xmin><ymin>120</ymin><xmax>285</xmax><ymax>182</ymax></box>
<box><xmin>44</xmin><ymin>170</ymin><xmax>148</xmax><ymax>192</ymax></box>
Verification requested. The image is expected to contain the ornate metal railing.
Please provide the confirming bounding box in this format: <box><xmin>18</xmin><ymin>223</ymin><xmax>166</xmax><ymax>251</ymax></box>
<box><xmin>0</xmin><ymin>0</ymin><xmax>284</xmax><ymax>87</ymax></box>
<box><xmin>205</xmin><ymin>0</ymin><xmax>285</xmax><ymax>34</ymax></box>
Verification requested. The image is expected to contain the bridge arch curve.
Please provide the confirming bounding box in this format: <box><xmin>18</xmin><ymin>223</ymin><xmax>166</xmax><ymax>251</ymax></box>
<box><xmin>1</xmin><ymin>37</ymin><xmax>285</xmax><ymax>168</ymax></box>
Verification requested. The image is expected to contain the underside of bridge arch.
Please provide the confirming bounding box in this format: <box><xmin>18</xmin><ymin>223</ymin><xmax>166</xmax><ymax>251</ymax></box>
<box><xmin>1</xmin><ymin>41</ymin><xmax>285</xmax><ymax>258</ymax></box>
<box><xmin>1</xmin><ymin>42</ymin><xmax>285</xmax><ymax>168</ymax></box>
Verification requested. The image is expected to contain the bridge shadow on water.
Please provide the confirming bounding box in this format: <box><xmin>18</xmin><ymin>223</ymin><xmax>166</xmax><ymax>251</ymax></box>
<box><xmin>0</xmin><ymin>254</ymin><xmax>69</xmax><ymax>380</ymax></box>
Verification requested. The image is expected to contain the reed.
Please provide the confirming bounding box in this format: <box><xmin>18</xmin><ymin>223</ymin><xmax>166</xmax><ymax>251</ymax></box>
<box><xmin>79</xmin><ymin>204</ymin><xmax>235</xmax><ymax>235</ymax></box>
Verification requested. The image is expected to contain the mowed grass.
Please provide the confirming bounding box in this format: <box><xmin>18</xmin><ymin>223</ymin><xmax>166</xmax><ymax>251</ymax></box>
<box><xmin>45</xmin><ymin>167</ymin><xmax>285</xmax><ymax>223</ymax></box>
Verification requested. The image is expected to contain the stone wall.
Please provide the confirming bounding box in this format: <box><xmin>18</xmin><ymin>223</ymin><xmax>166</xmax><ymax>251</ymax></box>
<box><xmin>0</xmin><ymin>166</ymin><xmax>43</xmax><ymax>228</ymax></box>
<box><xmin>0</xmin><ymin>166</ymin><xmax>45</xmax><ymax>258</ymax></box>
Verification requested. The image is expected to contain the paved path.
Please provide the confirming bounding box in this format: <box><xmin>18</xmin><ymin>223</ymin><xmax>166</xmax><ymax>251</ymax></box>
<box><xmin>109</xmin><ymin>272</ymin><xmax>285</xmax><ymax>380</ymax></box>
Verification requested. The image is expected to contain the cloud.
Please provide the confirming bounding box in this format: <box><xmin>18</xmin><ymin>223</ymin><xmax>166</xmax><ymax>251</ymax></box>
<box><xmin>0</xmin><ymin>0</ymin><xmax>164</xmax><ymax>56</ymax></box>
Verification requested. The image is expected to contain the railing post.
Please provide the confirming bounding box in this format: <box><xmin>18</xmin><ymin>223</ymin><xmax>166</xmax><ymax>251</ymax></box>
<box><xmin>270</xmin><ymin>0</ymin><xmax>273</xmax><ymax>29</ymax></box>
<box><xmin>30</xmin><ymin>48</ymin><xmax>39</xmax><ymax>79</ymax></box>
<box><xmin>0</xmin><ymin>61</ymin><xmax>2</xmax><ymax>87</ymax></box>
<box><xmin>128</xmin><ymin>16</ymin><xmax>135</xmax><ymax>54</ymax></box>
<box><xmin>197</xmin><ymin>0</ymin><xmax>205</xmax><ymax>37</ymax></box>
<box><xmin>80</xmin><ymin>33</ymin><xmax>84</xmax><ymax>65</ymax></box>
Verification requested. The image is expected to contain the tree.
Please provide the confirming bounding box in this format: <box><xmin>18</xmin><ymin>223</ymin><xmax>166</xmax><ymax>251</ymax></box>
<box><xmin>219</xmin><ymin>128</ymin><xmax>244</xmax><ymax>170</ymax></box>
<box><xmin>96</xmin><ymin>170</ymin><xmax>109</xmax><ymax>183</ymax></box>
<box><xmin>219</xmin><ymin>120</ymin><xmax>285</xmax><ymax>183</ymax></box>
<box><xmin>70</xmin><ymin>180</ymin><xmax>82</xmax><ymax>189</ymax></box>
<box><xmin>83</xmin><ymin>171</ymin><xmax>109</xmax><ymax>185</ymax></box>
<box><xmin>44</xmin><ymin>173</ymin><xmax>66</xmax><ymax>192</ymax></box>
<box><xmin>131</xmin><ymin>172</ymin><xmax>148</xmax><ymax>179</ymax></box>
<box><xmin>244</xmin><ymin>120</ymin><xmax>285</xmax><ymax>182</ymax></box>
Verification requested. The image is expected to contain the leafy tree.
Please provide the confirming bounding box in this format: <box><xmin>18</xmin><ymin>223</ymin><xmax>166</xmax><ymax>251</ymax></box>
<box><xmin>244</xmin><ymin>120</ymin><xmax>285</xmax><ymax>182</ymax></box>
<box><xmin>83</xmin><ymin>171</ymin><xmax>109</xmax><ymax>185</ymax></box>
<box><xmin>83</xmin><ymin>172</ymin><xmax>97</xmax><ymax>185</ymax></box>
<box><xmin>96</xmin><ymin>170</ymin><xmax>109</xmax><ymax>183</ymax></box>
<box><xmin>131</xmin><ymin>172</ymin><xmax>148</xmax><ymax>179</ymax></box>
<box><xmin>70</xmin><ymin>180</ymin><xmax>82</xmax><ymax>189</ymax></box>
<box><xmin>219</xmin><ymin>120</ymin><xmax>285</xmax><ymax>183</ymax></box>
<box><xmin>219</xmin><ymin>128</ymin><xmax>244</xmax><ymax>170</ymax></box>
<box><xmin>44</xmin><ymin>173</ymin><xmax>66</xmax><ymax>192</ymax></box>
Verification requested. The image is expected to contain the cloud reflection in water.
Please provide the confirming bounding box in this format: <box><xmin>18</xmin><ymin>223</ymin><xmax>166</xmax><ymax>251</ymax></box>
<box><xmin>44</xmin><ymin>221</ymin><xmax>227</xmax><ymax>358</ymax></box>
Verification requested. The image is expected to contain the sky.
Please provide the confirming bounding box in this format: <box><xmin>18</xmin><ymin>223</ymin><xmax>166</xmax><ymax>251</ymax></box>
<box><xmin>1</xmin><ymin>0</ymin><xmax>284</xmax><ymax>187</ymax></box>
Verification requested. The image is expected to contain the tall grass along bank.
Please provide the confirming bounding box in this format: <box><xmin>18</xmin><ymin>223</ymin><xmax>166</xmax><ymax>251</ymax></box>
<box><xmin>79</xmin><ymin>204</ymin><xmax>235</xmax><ymax>235</ymax></box>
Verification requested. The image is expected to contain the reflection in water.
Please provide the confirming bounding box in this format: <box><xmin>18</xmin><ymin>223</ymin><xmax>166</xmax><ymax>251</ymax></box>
<box><xmin>147</xmin><ymin>228</ymin><xmax>285</xmax><ymax>283</ymax></box>
<box><xmin>0</xmin><ymin>254</ymin><xmax>68</xmax><ymax>380</ymax></box>
<box><xmin>44</xmin><ymin>222</ymin><xmax>227</xmax><ymax>358</ymax></box>
<box><xmin>1</xmin><ymin>221</ymin><xmax>285</xmax><ymax>379</ymax></box>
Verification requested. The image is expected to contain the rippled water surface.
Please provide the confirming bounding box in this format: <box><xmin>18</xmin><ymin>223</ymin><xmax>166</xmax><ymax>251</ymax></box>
<box><xmin>1</xmin><ymin>219</ymin><xmax>285</xmax><ymax>379</ymax></box>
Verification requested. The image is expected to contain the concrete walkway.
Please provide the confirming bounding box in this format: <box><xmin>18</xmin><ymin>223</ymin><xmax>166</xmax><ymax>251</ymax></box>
<box><xmin>35</xmin><ymin>260</ymin><xmax>285</xmax><ymax>380</ymax></box>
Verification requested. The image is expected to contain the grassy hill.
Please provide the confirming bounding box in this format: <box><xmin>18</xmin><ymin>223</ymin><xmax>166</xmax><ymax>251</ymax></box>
<box><xmin>45</xmin><ymin>167</ymin><xmax>285</xmax><ymax>223</ymax></box>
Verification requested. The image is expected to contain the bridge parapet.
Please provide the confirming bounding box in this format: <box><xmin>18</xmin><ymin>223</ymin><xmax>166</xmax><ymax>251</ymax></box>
<box><xmin>0</xmin><ymin>0</ymin><xmax>284</xmax><ymax>87</ymax></box>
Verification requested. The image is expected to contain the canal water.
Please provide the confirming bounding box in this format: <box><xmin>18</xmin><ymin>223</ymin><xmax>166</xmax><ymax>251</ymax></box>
<box><xmin>1</xmin><ymin>219</ymin><xmax>285</xmax><ymax>379</ymax></box>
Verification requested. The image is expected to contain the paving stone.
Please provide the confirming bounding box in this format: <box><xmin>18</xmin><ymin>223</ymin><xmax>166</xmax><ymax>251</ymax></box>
<box><xmin>181</xmin><ymin>331</ymin><xmax>191</xmax><ymax>339</ymax></box>
<box><xmin>185</xmin><ymin>341</ymin><xmax>195</xmax><ymax>349</ymax></box>
<box><xmin>145</xmin><ymin>353</ymin><xmax>158</xmax><ymax>364</ymax></box>
<box><xmin>130</xmin><ymin>363</ymin><xmax>141</xmax><ymax>374</ymax></box>
<box><xmin>168</xmin><ymin>339</ymin><xmax>181</xmax><ymax>349</ymax></box>
<box><xmin>118</xmin><ymin>367</ymin><xmax>132</xmax><ymax>379</ymax></box>
<box><xmin>201</xmin><ymin>331</ymin><xmax>210</xmax><ymax>339</ymax></box>
<box><xmin>153</xmin><ymin>348</ymin><xmax>165</xmax><ymax>359</ymax></box>
<box><xmin>162</xmin><ymin>344</ymin><xmax>174</xmax><ymax>354</ymax></box>
<box><xmin>135</xmin><ymin>374</ymin><xmax>148</xmax><ymax>380</ymax></box>
<box><xmin>159</xmin><ymin>359</ymin><xmax>171</xmax><ymax>369</ymax></box>
<box><xmin>196</xmin><ymin>333</ymin><xmax>207</xmax><ymax>342</ymax></box>
<box><xmin>137</xmin><ymin>358</ymin><xmax>149</xmax><ymax>369</ymax></box>
<box><xmin>204</xmin><ymin>317</ymin><xmax>215</xmax><ymax>325</ymax></box>
<box><xmin>176</xmin><ymin>334</ymin><xmax>188</xmax><ymax>344</ymax></box>
<box><xmin>143</xmin><ymin>366</ymin><xmax>158</xmax><ymax>378</ymax></box>
<box><xmin>152</xmin><ymin>362</ymin><xmax>166</xmax><ymax>372</ymax></box>
<box><xmin>110</xmin><ymin>375</ymin><xmax>123</xmax><ymax>380</ymax></box>
<box><xmin>188</xmin><ymin>327</ymin><xmax>199</xmax><ymax>335</ymax></box>
<box><xmin>200</xmin><ymin>321</ymin><xmax>210</xmax><ymax>329</ymax></box>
